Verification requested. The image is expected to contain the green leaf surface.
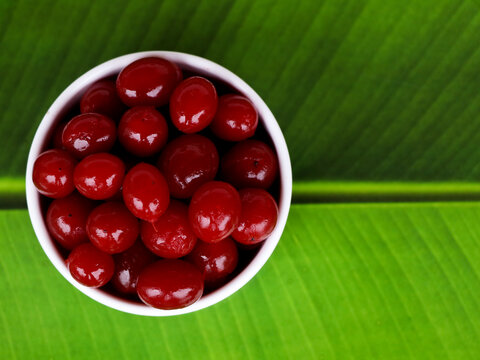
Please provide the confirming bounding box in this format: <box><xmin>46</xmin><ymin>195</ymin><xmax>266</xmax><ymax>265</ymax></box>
<box><xmin>1</xmin><ymin>204</ymin><xmax>480</xmax><ymax>359</ymax></box>
<box><xmin>2</xmin><ymin>0</ymin><xmax>480</xmax><ymax>181</ymax></box>
<box><xmin>3</xmin><ymin>1</ymin><xmax>480</xmax><ymax>358</ymax></box>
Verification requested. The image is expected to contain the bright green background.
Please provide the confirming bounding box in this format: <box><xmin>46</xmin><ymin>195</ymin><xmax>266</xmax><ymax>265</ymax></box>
<box><xmin>2</xmin><ymin>0</ymin><xmax>480</xmax><ymax>358</ymax></box>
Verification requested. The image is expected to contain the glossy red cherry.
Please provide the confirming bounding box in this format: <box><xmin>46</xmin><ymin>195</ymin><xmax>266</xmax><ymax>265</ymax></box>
<box><xmin>221</xmin><ymin>140</ymin><xmax>278</xmax><ymax>189</ymax></box>
<box><xmin>86</xmin><ymin>202</ymin><xmax>139</xmax><ymax>254</ymax></box>
<box><xmin>116</xmin><ymin>57</ymin><xmax>181</xmax><ymax>107</ymax></box>
<box><xmin>52</xmin><ymin>122</ymin><xmax>67</xmax><ymax>149</ymax></box>
<box><xmin>232</xmin><ymin>188</ymin><xmax>278</xmax><ymax>245</ymax></box>
<box><xmin>141</xmin><ymin>200</ymin><xmax>197</xmax><ymax>258</ymax></box>
<box><xmin>188</xmin><ymin>181</ymin><xmax>241</xmax><ymax>243</ymax></box>
<box><xmin>112</xmin><ymin>240</ymin><xmax>157</xmax><ymax>294</ymax></box>
<box><xmin>46</xmin><ymin>192</ymin><xmax>95</xmax><ymax>250</ymax></box>
<box><xmin>66</xmin><ymin>243</ymin><xmax>114</xmax><ymax>288</ymax></box>
<box><xmin>122</xmin><ymin>163</ymin><xmax>170</xmax><ymax>222</ymax></box>
<box><xmin>118</xmin><ymin>106</ymin><xmax>168</xmax><ymax>157</ymax></box>
<box><xmin>74</xmin><ymin>153</ymin><xmax>125</xmax><ymax>200</ymax></box>
<box><xmin>80</xmin><ymin>79</ymin><xmax>125</xmax><ymax>119</ymax></box>
<box><xmin>32</xmin><ymin>149</ymin><xmax>77</xmax><ymax>198</ymax></box>
<box><xmin>158</xmin><ymin>134</ymin><xmax>219</xmax><ymax>198</ymax></box>
<box><xmin>186</xmin><ymin>237</ymin><xmax>238</xmax><ymax>287</ymax></box>
<box><xmin>62</xmin><ymin>113</ymin><xmax>116</xmax><ymax>159</ymax></box>
<box><xmin>170</xmin><ymin>77</ymin><xmax>218</xmax><ymax>133</ymax></box>
<box><xmin>137</xmin><ymin>260</ymin><xmax>204</xmax><ymax>309</ymax></box>
<box><xmin>210</xmin><ymin>95</ymin><xmax>258</xmax><ymax>141</ymax></box>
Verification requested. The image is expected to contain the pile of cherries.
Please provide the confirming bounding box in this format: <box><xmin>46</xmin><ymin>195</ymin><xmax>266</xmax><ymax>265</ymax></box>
<box><xmin>32</xmin><ymin>57</ymin><xmax>279</xmax><ymax>310</ymax></box>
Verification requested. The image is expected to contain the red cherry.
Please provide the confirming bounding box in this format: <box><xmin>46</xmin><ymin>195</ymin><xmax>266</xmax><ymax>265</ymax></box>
<box><xmin>158</xmin><ymin>134</ymin><xmax>219</xmax><ymax>199</ymax></box>
<box><xmin>137</xmin><ymin>260</ymin><xmax>204</xmax><ymax>309</ymax></box>
<box><xmin>62</xmin><ymin>113</ymin><xmax>116</xmax><ymax>159</ymax></box>
<box><xmin>52</xmin><ymin>122</ymin><xmax>67</xmax><ymax>149</ymax></box>
<box><xmin>188</xmin><ymin>181</ymin><xmax>241</xmax><ymax>243</ymax></box>
<box><xmin>186</xmin><ymin>237</ymin><xmax>238</xmax><ymax>287</ymax></box>
<box><xmin>118</xmin><ymin>106</ymin><xmax>168</xmax><ymax>157</ymax></box>
<box><xmin>141</xmin><ymin>200</ymin><xmax>197</xmax><ymax>258</ymax></box>
<box><xmin>170</xmin><ymin>77</ymin><xmax>218</xmax><ymax>133</ymax></box>
<box><xmin>232</xmin><ymin>188</ymin><xmax>278</xmax><ymax>245</ymax></box>
<box><xmin>66</xmin><ymin>243</ymin><xmax>114</xmax><ymax>288</ymax></box>
<box><xmin>221</xmin><ymin>140</ymin><xmax>278</xmax><ymax>189</ymax></box>
<box><xmin>32</xmin><ymin>149</ymin><xmax>77</xmax><ymax>198</ymax></box>
<box><xmin>116</xmin><ymin>57</ymin><xmax>181</xmax><ymax>107</ymax></box>
<box><xmin>122</xmin><ymin>163</ymin><xmax>170</xmax><ymax>222</ymax></box>
<box><xmin>46</xmin><ymin>192</ymin><xmax>95</xmax><ymax>250</ymax></box>
<box><xmin>210</xmin><ymin>95</ymin><xmax>258</xmax><ymax>141</ymax></box>
<box><xmin>80</xmin><ymin>79</ymin><xmax>125</xmax><ymax>119</ymax></box>
<box><xmin>86</xmin><ymin>202</ymin><xmax>139</xmax><ymax>254</ymax></box>
<box><xmin>74</xmin><ymin>153</ymin><xmax>125</xmax><ymax>200</ymax></box>
<box><xmin>112</xmin><ymin>240</ymin><xmax>156</xmax><ymax>294</ymax></box>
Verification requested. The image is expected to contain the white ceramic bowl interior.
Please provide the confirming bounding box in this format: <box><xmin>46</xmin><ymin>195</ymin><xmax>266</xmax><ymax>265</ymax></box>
<box><xmin>26</xmin><ymin>51</ymin><xmax>292</xmax><ymax>316</ymax></box>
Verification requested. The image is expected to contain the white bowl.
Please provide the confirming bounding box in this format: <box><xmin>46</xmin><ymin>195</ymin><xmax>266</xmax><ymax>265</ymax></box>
<box><xmin>26</xmin><ymin>51</ymin><xmax>292</xmax><ymax>316</ymax></box>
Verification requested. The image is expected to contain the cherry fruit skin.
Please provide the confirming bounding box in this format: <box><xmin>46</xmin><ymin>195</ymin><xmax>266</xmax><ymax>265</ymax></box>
<box><xmin>80</xmin><ymin>79</ymin><xmax>125</xmax><ymax>119</ymax></box>
<box><xmin>116</xmin><ymin>57</ymin><xmax>181</xmax><ymax>107</ymax></box>
<box><xmin>66</xmin><ymin>243</ymin><xmax>114</xmax><ymax>288</ymax></box>
<box><xmin>112</xmin><ymin>240</ymin><xmax>157</xmax><ymax>294</ymax></box>
<box><xmin>188</xmin><ymin>181</ymin><xmax>241</xmax><ymax>243</ymax></box>
<box><xmin>46</xmin><ymin>192</ymin><xmax>95</xmax><ymax>250</ymax></box>
<box><xmin>170</xmin><ymin>77</ymin><xmax>218</xmax><ymax>134</ymax></box>
<box><xmin>74</xmin><ymin>153</ymin><xmax>125</xmax><ymax>200</ymax></box>
<box><xmin>186</xmin><ymin>237</ymin><xmax>238</xmax><ymax>287</ymax></box>
<box><xmin>137</xmin><ymin>260</ymin><xmax>204</xmax><ymax>310</ymax></box>
<box><xmin>158</xmin><ymin>134</ymin><xmax>219</xmax><ymax>198</ymax></box>
<box><xmin>62</xmin><ymin>113</ymin><xmax>116</xmax><ymax>159</ymax></box>
<box><xmin>118</xmin><ymin>106</ymin><xmax>168</xmax><ymax>157</ymax></box>
<box><xmin>141</xmin><ymin>200</ymin><xmax>197</xmax><ymax>258</ymax></box>
<box><xmin>122</xmin><ymin>163</ymin><xmax>170</xmax><ymax>222</ymax></box>
<box><xmin>221</xmin><ymin>140</ymin><xmax>278</xmax><ymax>189</ymax></box>
<box><xmin>86</xmin><ymin>202</ymin><xmax>139</xmax><ymax>254</ymax></box>
<box><xmin>232</xmin><ymin>188</ymin><xmax>278</xmax><ymax>245</ymax></box>
<box><xmin>32</xmin><ymin>149</ymin><xmax>77</xmax><ymax>198</ymax></box>
<box><xmin>210</xmin><ymin>95</ymin><xmax>258</xmax><ymax>141</ymax></box>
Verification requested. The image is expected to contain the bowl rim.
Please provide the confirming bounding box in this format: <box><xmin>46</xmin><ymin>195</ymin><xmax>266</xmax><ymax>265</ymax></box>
<box><xmin>25</xmin><ymin>51</ymin><xmax>292</xmax><ymax>316</ymax></box>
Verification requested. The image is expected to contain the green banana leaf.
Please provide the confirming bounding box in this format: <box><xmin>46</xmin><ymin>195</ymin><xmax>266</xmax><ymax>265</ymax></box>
<box><xmin>2</xmin><ymin>0</ymin><xmax>480</xmax><ymax>359</ymax></box>
<box><xmin>2</xmin><ymin>0</ymin><xmax>480</xmax><ymax>182</ymax></box>
<box><xmin>1</xmin><ymin>205</ymin><xmax>479</xmax><ymax>359</ymax></box>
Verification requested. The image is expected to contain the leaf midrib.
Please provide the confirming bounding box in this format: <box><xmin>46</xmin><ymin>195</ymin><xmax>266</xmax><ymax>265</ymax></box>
<box><xmin>6</xmin><ymin>177</ymin><xmax>480</xmax><ymax>208</ymax></box>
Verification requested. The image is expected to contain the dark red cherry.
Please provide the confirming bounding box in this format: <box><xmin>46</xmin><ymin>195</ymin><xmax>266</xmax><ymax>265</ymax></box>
<box><xmin>46</xmin><ymin>192</ymin><xmax>95</xmax><ymax>250</ymax></box>
<box><xmin>66</xmin><ymin>243</ymin><xmax>114</xmax><ymax>288</ymax></box>
<box><xmin>141</xmin><ymin>200</ymin><xmax>197</xmax><ymax>258</ymax></box>
<box><xmin>188</xmin><ymin>181</ymin><xmax>241</xmax><ymax>243</ymax></box>
<box><xmin>52</xmin><ymin>122</ymin><xmax>67</xmax><ymax>149</ymax></box>
<box><xmin>122</xmin><ymin>163</ymin><xmax>170</xmax><ymax>222</ymax></box>
<box><xmin>232</xmin><ymin>188</ymin><xmax>278</xmax><ymax>245</ymax></box>
<box><xmin>32</xmin><ymin>149</ymin><xmax>77</xmax><ymax>198</ymax></box>
<box><xmin>170</xmin><ymin>77</ymin><xmax>218</xmax><ymax>133</ymax></box>
<box><xmin>62</xmin><ymin>113</ymin><xmax>116</xmax><ymax>159</ymax></box>
<box><xmin>210</xmin><ymin>95</ymin><xmax>258</xmax><ymax>141</ymax></box>
<box><xmin>221</xmin><ymin>140</ymin><xmax>278</xmax><ymax>189</ymax></box>
<box><xmin>158</xmin><ymin>134</ymin><xmax>219</xmax><ymax>199</ymax></box>
<box><xmin>112</xmin><ymin>240</ymin><xmax>156</xmax><ymax>294</ymax></box>
<box><xmin>118</xmin><ymin>106</ymin><xmax>168</xmax><ymax>157</ymax></box>
<box><xmin>86</xmin><ymin>202</ymin><xmax>139</xmax><ymax>254</ymax></box>
<box><xmin>80</xmin><ymin>79</ymin><xmax>125</xmax><ymax>119</ymax></box>
<box><xmin>137</xmin><ymin>260</ymin><xmax>204</xmax><ymax>310</ymax></box>
<box><xmin>186</xmin><ymin>237</ymin><xmax>238</xmax><ymax>287</ymax></box>
<box><xmin>74</xmin><ymin>153</ymin><xmax>125</xmax><ymax>200</ymax></box>
<box><xmin>116</xmin><ymin>57</ymin><xmax>181</xmax><ymax>107</ymax></box>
